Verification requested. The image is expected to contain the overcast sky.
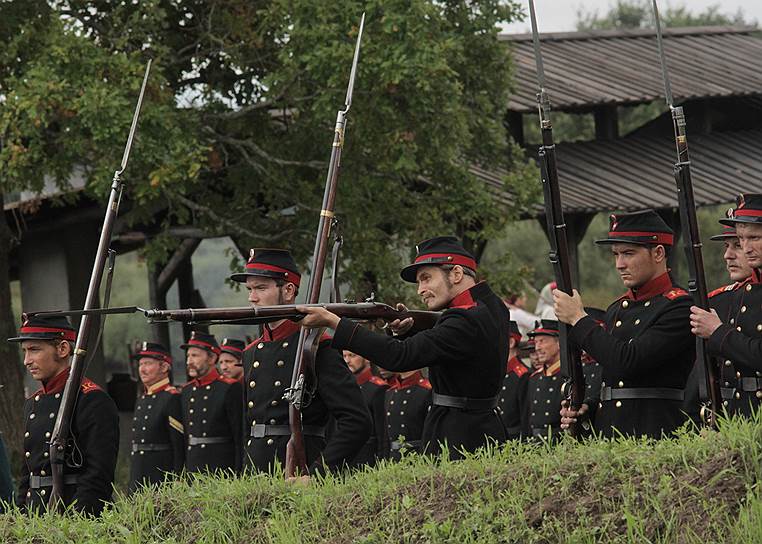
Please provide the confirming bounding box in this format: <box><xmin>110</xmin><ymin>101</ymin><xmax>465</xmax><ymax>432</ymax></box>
<box><xmin>502</xmin><ymin>0</ymin><xmax>761</xmax><ymax>33</ymax></box>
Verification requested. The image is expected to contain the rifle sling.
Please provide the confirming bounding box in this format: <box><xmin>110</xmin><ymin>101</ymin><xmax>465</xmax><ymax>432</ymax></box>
<box><xmin>600</xmin><ymin>386</ymin><xmax>684</xmax><ymax>402</ymax></box>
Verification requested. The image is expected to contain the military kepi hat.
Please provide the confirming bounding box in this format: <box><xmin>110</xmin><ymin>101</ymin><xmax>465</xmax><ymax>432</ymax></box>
<box><xmin>230</xmin><ymin>249</ymin><xmax>301</xmax><ymax>287</ymax></box>
<box><xmin>9</xmin><ymin>315</ymin><xmax>76</xmax><ymax>343</ymax></box>
<box><xmin>133</xmin><ymin>341</ymin><xmax>172</xmax><ymax>364</ymax></box>
<box><xmin>710</xmin><ymin>224</ymin><xmax>737</xmax><ymax>241</ymax></box>
<box><xmin>220</xmin><ymin>338</ymin><xmax>245</xmax><ymax>359</ymax></box>
<box><xmin>720</xmin><ymin>194</ymin><xmax>762</xmax><ymax>226</ymax></box>
<box><xmin>400</xmin><ymin>236</ymin><xmax>477</xmax><ymax>283</ymax></box>
<box><xmin>595</xmin><ymin>209</ymin><xmax>674</xmax><ymax>246</ymax></box>
<box><xmin>180</xmin><ymin>331</ymin><xmax>221</xmax><ymax>355</ymax></box>
<box><xmin>527</xmin><ymin>319</ymin><xmax>559</xmax><ymax>338</ymax></box>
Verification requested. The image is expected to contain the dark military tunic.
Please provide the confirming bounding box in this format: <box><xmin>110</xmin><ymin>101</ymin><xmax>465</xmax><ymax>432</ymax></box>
<box><xmin>350</xmin><ymin>367</ymin><xmax>389</xmax><ymax>466</ymax></box>
<box><xmin>708</xmin><ymin>271</ymin><xmax>762</xmax><ymax>417</ymax></box>
<box><xmin>523</xmin><ymin>361</ymin><xmax>563</xmax><ymax>440</ymax></box>
<box><xmin>181</xmin><ymin>368</ymin><xmax>243</xmax><ymax>473</ymax></box>
<box><xmin>497</xmin><ymin>357</ymin><xmax>528</xmax><ymax>439</ymax></box>
<box><xmin>128</xmin><ymin>378</ymin><xmax>184</xmax><ymax>491</ymax></box>
<box><xmin>385</xmin><ymin>371</ymin><xmax>432</xmax><ymax>460</ymax></box>
<box><xmin>242</xmin><ymin>320</ymin><xmax>370</xmax><ymax>474</ymax></box>
<box><xmin>682</xmin><ymin>282</ymin><xmax>741</xmax><ymax>423</ymax></box>
<box><xmin>332</xmin><ymin>282</ymin><xmax>509</xmax><ymax>458</ymax></box>
<box><xmin>571</xmin><ymin>272</ymin><xmax>695</xmax><ymax>438</ymax></box>
<box><xmin>16</xmin><ymin>368</ymin><xmax>119</xmax><ymax>515</ymax></box>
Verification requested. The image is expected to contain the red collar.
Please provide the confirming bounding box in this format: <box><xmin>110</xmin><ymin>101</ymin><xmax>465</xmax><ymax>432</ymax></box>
<box><xmin>191</xmin><ymin>367</ymin><xmax>221</xmax><ymax>387</ymax></box>
<box><xmin>262</xmin><ymin>320</ymin><xmax>301</xmax><ymax>342</ymax></box>
<box><xmin>41</xmin><ymin>366</ymin><xmax>70</xmax><ymax>395</ymax></box>
<box><xmin>394</xmin><ymin>371</ymin><xmax>425</xmax><ymax>390</ymax></box>
<box><xmin>448</xmin><ymin>284</ymin><xmax>478</xmax><ymax>309</ymax></box>
<box><xmin>355</xmin><ymin>366</ymin><xmax>374</xmax><ymax>385</ymax></box>
<box><xmin>624</xmin><ymin>271</ymin><xmax>673</xmax><ymax>301</ymax></box>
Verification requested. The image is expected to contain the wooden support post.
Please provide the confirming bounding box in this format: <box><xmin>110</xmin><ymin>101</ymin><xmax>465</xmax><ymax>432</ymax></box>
<box><xmin>505</xmin><ymin>111</ymin><xmax>524</xmax><ymax>146</ymax></box>
<box><xmin>594</xmin><ymin>105</ymin><xmax>619</xmax><ymax>140</ymax></box>
<box><xmin>538</xmin><ymin>212</ymin><xmax>595</xmax><ymax>288</ymax></box>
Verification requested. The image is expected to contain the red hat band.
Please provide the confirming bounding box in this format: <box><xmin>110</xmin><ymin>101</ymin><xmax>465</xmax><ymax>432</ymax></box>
<box><xmin>244</xmin><ymin>263</ymin><xmax>301</xmax><ymax>286</ymax></box>
<box><xmin>20</xmin><ymin>326</ymin><xmax>76</xmax><ymax>342</ymax></box>
<box><xmin>137</xmin><ymin>350</ymin><xmax>172</xmax><ymax>364</ymax></box>
<box><xmin>187</xmin><ymin>339</ymin><xmax>221</xmax><ymax>355</ymax></box>
<box><xmin>607</xmin><ymin>231</ymin><xmax>674</xmax><ymax>246</ymax></box>
<box><xmin>413</xmin><ymin>253</ymin><xmax>477</xmax><ymax>270</ymax></box>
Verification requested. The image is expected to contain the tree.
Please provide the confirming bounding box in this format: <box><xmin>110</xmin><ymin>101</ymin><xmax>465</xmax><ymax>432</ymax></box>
<box><xmin>1</xmin><ymin>0</ymin><xmax>537</xmax><ymax>306</ymax></box>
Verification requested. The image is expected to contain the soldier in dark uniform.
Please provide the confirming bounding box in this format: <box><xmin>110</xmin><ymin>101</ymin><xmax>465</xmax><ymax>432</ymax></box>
<box><xmin>180</xmin><ymin>331</ymin><xmax>243</xmax><ymax>473</ymax></box>
<box><xmin>498</xmin><ymin>321</ymin><xmax>528</xmax><ymax>440</ymax></box>
<box><xmin>385</xmin><ymin>370</ymin><xmax>432</xmax><ymax>460</ymax></box>
<box><xmin>343</xmin><ymin>350</ymin><xmax>389</xmax><ymax>466</ymax></box>
<box><xmin>299</xmin><ymin>236</ymin><xmax>509</xmax><ymax>459</ymax></box>
<box><xmin>683</xmin><ymin>220</ymin><xmax>751</xmax><ymax>422</ymax></box>
<box><xmin>692</xmin><ymin>194</ymin><xmax>762</xmax><ymax>418</ymax></box>
<box><xmin>230</xmin><ymin>249</ymin><xmax>370</xmax><ymax>475</ymax></box>
<box><xmin>128</xmin><ymin>342</ymin><xmax>184</xmax><ymax>492</ymax></box>
<box><xmin>556</xmin><ymin>210</ymin><xmax>695</xmax><ymax>438</ymax></box>
<box><xmin>523</xmin><ymin>320</ymin><xmax>563</xmax><ymax>440</ymax></box>
<box><xmin>581</xmin><ymin>307</ymin><xmax>605</xmax><ymax>404</ymax></box>
<box><xmin>219</xmin><ymin>338</ymin><xmax>245</xmax><ymax>382</ymax></box>
<box><xmin>10</xmin><ymin>316</ymin><xmax>119</xmax><ymax>515</ymax></box>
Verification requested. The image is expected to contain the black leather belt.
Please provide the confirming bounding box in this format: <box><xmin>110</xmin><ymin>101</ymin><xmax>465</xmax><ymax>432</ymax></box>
<box><xmin>250</xmin><ymin>424</ymin><xmax>325</xmax><ymax>439</ymax></box>
<box><xmin>132</xmin><ymin>443</ymin><xmax>171</xmax><ymax>453</ymax></box>
<box><xmin>390</xmin><ymin>440</ymin><xmax>421</xmax><ymax>451</ymax></box>
<box><xmin>739</xmin><ymin>377</ymin><xmax>762</xmax><ymax>392</ymax></box>
<box><xmin>187</xmin><ymin>436</ymin><xmax>232</xmax><ymax>446</ymax></box>
<box><xmin>600</xmin><ymin>386</ymin><xmax>684</xmax><ymax>402</ymax></box>
<box><xmin>432</xmin><ymin>392</ymin><xmax>498</xmax><ymax>411</ymax></box>
<box><xmin>29</xmin><ymin>474</ymin><xmax>78</xmax><ymax>489</ymax></box>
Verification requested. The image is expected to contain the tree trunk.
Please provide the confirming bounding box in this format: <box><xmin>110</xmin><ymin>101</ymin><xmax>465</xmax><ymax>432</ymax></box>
<box><xmin>0</xmin><ymin>193</ymin><xmax>27</xmax><ymax>472</ymax></box>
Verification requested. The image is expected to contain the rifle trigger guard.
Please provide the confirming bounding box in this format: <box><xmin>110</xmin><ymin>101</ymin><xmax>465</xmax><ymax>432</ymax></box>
<box><xmin>283</xmin><ymin>374</ymin><xmax>314</xmax><ymax>410</ymax></box>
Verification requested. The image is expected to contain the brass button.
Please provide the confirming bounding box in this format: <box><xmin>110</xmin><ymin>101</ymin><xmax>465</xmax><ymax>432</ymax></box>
<box><xmin>757</xmin><ymin>324</ymin><xmax>762</xmax><ymax>332</ymax></box>
<box><xmin>190</xmin><ymin>398</ymin><xmax>195</xmax><ymax>403</ymax></box>
<box><xmin>253</xmin><ymin>361</ymin><xmax>260</xmax><ymax>368</ymax></box>
<box><xmin>189</xmin><ymin>409</ymin><xmax>194</xmax><ymax>414</ymax></box>
<box><xmin>277</xmin><ymin>360</ymin><xmax>285</xmax><ymax>367</ymax></box>
<box><xmin>725</xmin><ymin>360</ymin><xmax>732</xmax><ymax>367</ymax></box>
<box><xmin>24</xmin><ymin>431</ymin><xmax>29</xmax><ymax>438</ymax></box>
<box><xmin>615</xmin><ymin>320</ymin><xmax>622</xmax><ymax>327</ymax></box>
<box><xmin>266</xmin><ymin>439</ymin><xmax>274</xmax><ymax>445</ymax></box>
<box><xmin>25</xmin><ymin>452</ymin><xmax>30</xmax><ymax>458</ymax></box>
<box><xmin>644</xmin><ymin>301</ymin><xmax>651</xmax><ymax>307</ymax></box>
<box><xmin>249</xmin><ymin>381</ymin><xmax>256</xmax><ymax>389</ymax></box>
<box><xmin>29</xmin><ymin>414</ymin><xmax>35</xmax><ymax>420</ymax></box>
<box><xmin>756</xmin><ymin>391</ymin><xmax>762</xmax><ymax>399</ymax></box>
<box><xmin>40</xmin><ymin>489</ymin><xmax>46</xmax><ymax>496</ymax></box>
<box><xmin>742</xmin><ymin>306</ymin><xmax>747</xmax><ymax>313</ymax></box>
<box><xmin>618</xmin><ymin>381</ymin><xmax>624</xmax><ymax>387</ymax></box>
<box><xmin>270</xmin><ymin>400</ymin><xmax>278</xmax><ymax>406</ymax></box>
<box><xmin>634</xmin><ymin>319</ymin><xmax>640</xmax><ymax>325</ymax></box>
<box><xmin>282</xmin><ymin>342</ymin><xmax>289</xmax><ymax>348</ymax></box>
<box><xmin>40</xmin><ymin>470</ymin><xmax>46</xmax><ymax>476</ymax></box>
<box><xmin>247</xmin><ymin>401</ymin><xmax>254</xmax><ymax>408</ymax></box>
<box><xmin>34</xmin><ymin>395</ymin><xmax>40</xmax><ymax>402</ymax></box>
<box><xmin>737</xmin><ymin>371</ymin><xmax>742</xmax><ymax>378</ymax></box>
<box><xmin>747</xmin><ymin>284</ymin><xmax>753</xmax><ymax>292</ymax></box>
<box><xmin>615</xmin><ymin>401</ymin><xmax>622</xmax><ymax>408</ymax></box>
<box><xmin>258</xmin><ymin>343</ymin><xmax>265</xmax><ymax>349</ymax></box>
<box><xmin>274</xmin><ymin>381</ymin><xmax>281</xmax><ymax>387</ymax></box>
<box><xmin>622</xmin><ymin>301</ymin><xmax>629</xmax><ymax>308</ymax></box>
<box><xmin>45</xmin><ymin>432</ymin><xmax>50</xmax><ymax>438</ymax></box>
<box><xmin>735</xmin><ymin>392</ymin><xmax>741</xmax><ymax>399</ymax></box>
<box><xmin>737</xmin><ymin>326</ymin><xmax>742</xmax><ymax>332</ymax></box>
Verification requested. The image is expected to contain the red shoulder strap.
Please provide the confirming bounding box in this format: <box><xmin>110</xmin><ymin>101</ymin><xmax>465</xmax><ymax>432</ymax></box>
<box><xmin>664</xmin><ymin>287</ymin><xmax>689</xmax><ymax>300</ymax></box>
<box><xmin>80</xmin><ymin>379</ymin><xmax>103</xmax><ymax>394</ymax></box>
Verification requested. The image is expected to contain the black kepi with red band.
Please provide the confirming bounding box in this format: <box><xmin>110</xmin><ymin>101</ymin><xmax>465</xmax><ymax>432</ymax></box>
<box><xmin>710</xmin><ymin>223</ymin><xmax>737</xmax><ymax>241</ymax></box>
<box><xmin>220</xmin><ymin>338</ymin><xmax>245</xmax><ymax>359</ymax></box>
<box><xmin>229</xmin><ymin>248</ymin><xmax>301</xmax><ymax>287</ymax></box>
<box><xmin>595</xmin><ymin>209</ymin><xmax>674</xmax><ymax>247</ymax></box>
<box><xmin>720</xmin><ymin>193</ymin><xmax>762</xmax><ymax>226</ymax></box>
<box><xmin>180</xmin><ymin>331</ymin><xmax>221</xmax><ymax>355</ymax></box>
<box><xmin>400</xmin><ymin>236</ymin><xmax>477</xmax><ymax>283</ymax></box>
<box><xmin>528</xmin><ymin>319</ymin><xmax>559</xmax><ymax>338</ymax></box>
<box><xmin>132</xmin><ymin>341</ymin><xmax>172</xmax><ymax>364</ymax></box>
<box><xmin>9</xmin><ymin>315</ymin><xmax>76</xmax><ymax>343</ymax></box>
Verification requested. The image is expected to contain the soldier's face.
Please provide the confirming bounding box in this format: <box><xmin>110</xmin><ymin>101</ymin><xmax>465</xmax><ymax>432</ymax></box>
<box><xmin>21</xmin><ymin>340</ymin><xmax>70</xmax><ymax>382</ymax></box>
<box><xmin>610</xmin><ymin>243</ymin><xmax>664</xmax><ymax>289</ymax></box>
<box><xmin>138</xmin><ymin>357</ymin><xmax>169</xmax><ymax>386</ymax></box>
<box><xmin>723</xmin><ymin>237</ymin><xmax>752</xmax><ymax>281</ymax></box>
<box><xmin>185</xmin><ymin>347</ymin><xmax>215</xmax><ymax>378</ymax></box>
<box><xmin>416</xmin><ymin>266</ymin><xmax>458</xmax><ymax>310</ymax></box>
<box><xmin>343</xmin><ymin>350</ymin><xmax>368</xmax><ymax>374</ymax></box>
<box><xmin>245</xmin><ymin>277</ymin><xmax>294</xmax><ymax>306</ymax></box>
<box><xmin>218</xmin><ymin>352</ymin><xmax>243</xmax><ymax>380</ymax></box>
<box><xmin>534</xmin><ymin>335</ymin><xmax>560</xmax><ymax>365</ymax></box>
<box><xmin>736</xmin><ymin>224</ymin><xmax>762</xmax><ymax>269</ymax></box>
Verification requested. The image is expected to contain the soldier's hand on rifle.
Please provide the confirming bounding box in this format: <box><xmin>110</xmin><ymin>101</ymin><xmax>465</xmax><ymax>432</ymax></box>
<box><xmin>297</xmin><ymin>306</ymin><xmax>341</xmax><ymax>329</ymax></box>
<box><xmin>553</xmin><ymin>289</ymin><xmax>587</xmax><ymax>326</ymax></box>
<box><xmin>388</xmin><ymin>303</ymin><xmax>414</xmax><ymax>336</ymax></box>
<box><xmin>690</xmin><ymin>306</ymin><xmax>721</xmax><ymax>339</ymax></box>
<box><xmin>559</xmin><ymin>399</ymin><xmax>589</xmax><ymax>430</ymax></box>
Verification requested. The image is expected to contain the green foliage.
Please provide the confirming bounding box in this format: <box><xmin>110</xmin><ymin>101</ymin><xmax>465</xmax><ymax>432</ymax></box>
<box><xmin>0</xmin><ymin>0</ymin><xmax>537</xmax><ymax>301</ymax></box>
<box><xmin>0</xmin><ymin>415</ymin><xmax>759</xmax><ymax>542</ymax></box>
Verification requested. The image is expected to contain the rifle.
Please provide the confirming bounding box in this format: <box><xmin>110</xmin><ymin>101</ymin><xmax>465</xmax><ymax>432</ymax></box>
<box><xmin>527</xmin><ymin>0</ymin><xmax>586</xmax><ymax>435</ymax></box>
<box><xmin>47</xmin><ymin>61</ymin><xmax>151</xmax><ymax>510</ymax></box>
<box><xmin>651</xmin><ymin>1</ymin><xmax>722</xmax><ymax>428</ymax></box>
<box><xmin>282</xmin><ymin>14</ymin><xmax>365</xmax><ymax>477</ymax></box>
<box><xmin>143</xmin><ymin>303</ymin><xmax>440</xmax><ymax>330</ymax></box>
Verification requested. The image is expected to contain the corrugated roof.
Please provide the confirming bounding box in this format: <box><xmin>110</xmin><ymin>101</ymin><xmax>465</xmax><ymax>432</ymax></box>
<box><xmin>473</xmin><ymin>128</ymin><xmax>762</xmax><ymax>215</ymax></box>
<box><xmin>501</xmin><ymin>26</ymin><xmax>762</xmax><ymax>113</ymax></box>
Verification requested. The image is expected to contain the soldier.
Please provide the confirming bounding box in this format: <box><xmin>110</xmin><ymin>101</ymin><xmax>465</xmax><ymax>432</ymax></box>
<box><xmin>556</xmin><ymin>210</ymin><xmax>695</xmax><ymax>438</ymax></box>
<box><xmin>219</xmin><ymin>338</ymin><xmax>245</xmax><ymax>382</ymax></box>
<box><xmin>497</xmin><ymin>320</ymin><xmax>528</xmax><ymax>440</ymax></box>
<box><xmin>343</xmin><ymin>351</ymin><xmax>389</xmax><ymax>466</ymax></box>
<box><xmin>10</xmin><ymin>316</ymin><xmax>119</xmax><ymax>515</ymax></box>
<box><xmin>522</xmin><ymin>320</ymin><xmax>563</xmax><ymax>440</ymax></box>
<box><xmin>230</xmin><ymin>249</ymin><xmax>370</xmax><ymax>475</ymax></box>
<box><xmin>581</xmin><ymin>307</ymin><xmax>605</xmax><ymax>404</ymax></box>
<box><xmin>683</xmin><ymin>220</ymin><xmax>752</xmax><ymax>422</ymax></box>
<box><xmin>181</xmin><ymin>331</ymin><xmax>243</xmax><ymax>473</ymax></box>
<box><xmin>692</xmin><ymin>194</ymin><xmax>762</xmax><ymax>417</ymax></box>
<box><xmin>299</xmin><ymin>236</ymin><xmax>509</xmax><ymax>459</ymax></box>
<box><xmin>385</xmin><ymin>369</ymin><xmax>432</xmax><ymax>460</ymax></box>
<box><xmin>128</xmin><ymin>342</ymin><xmax>184</xmax><ymax>492</ymax></box>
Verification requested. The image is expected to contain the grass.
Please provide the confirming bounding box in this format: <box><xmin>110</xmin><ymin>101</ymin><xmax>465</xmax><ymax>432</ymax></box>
<box><xmin>1</xmin><ymin>416</ymin><xmax>760</xmax><ymax>543</ymax></box>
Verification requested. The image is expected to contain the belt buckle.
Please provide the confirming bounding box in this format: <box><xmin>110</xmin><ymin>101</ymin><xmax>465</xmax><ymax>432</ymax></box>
<box><xmin>251</xmin><ymin>425</ymin><xmax>265</xmax><ymax>438</ymax></box>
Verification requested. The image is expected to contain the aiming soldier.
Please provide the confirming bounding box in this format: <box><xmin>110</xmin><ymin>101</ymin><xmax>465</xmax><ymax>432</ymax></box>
<box><xmin>497</xmin><ymin>320</ymin><xmax>528</xmax><ymax>440</ymax></box>
<box><xmin>219</xmin><ymin>338</ymin><xmax>245</xmax><ymax>382</ymax></box>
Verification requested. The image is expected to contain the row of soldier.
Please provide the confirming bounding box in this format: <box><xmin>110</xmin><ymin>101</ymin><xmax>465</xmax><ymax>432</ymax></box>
<box><xmin>11</xmin><ymin>194</ymin><xmax>762</xmax><ymax>515</ymax></box>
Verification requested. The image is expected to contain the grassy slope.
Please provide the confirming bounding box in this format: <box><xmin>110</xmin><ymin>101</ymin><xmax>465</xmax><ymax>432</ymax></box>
<box><xmin>1</xmin><ymin>417</ymin><xmax>760</xmax><ymax>544</ymax></box>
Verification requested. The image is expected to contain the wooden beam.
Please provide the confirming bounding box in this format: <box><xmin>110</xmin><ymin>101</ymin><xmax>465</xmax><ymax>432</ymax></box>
<box><xmin>594</xmin><ymin>105</ymin><xmax>619</xmax><ymax>140</ymax></box>
<box><xmin>156</xmin><ymin>238</ymin><xmax>201</xmax><ymax>295</ymax></box>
